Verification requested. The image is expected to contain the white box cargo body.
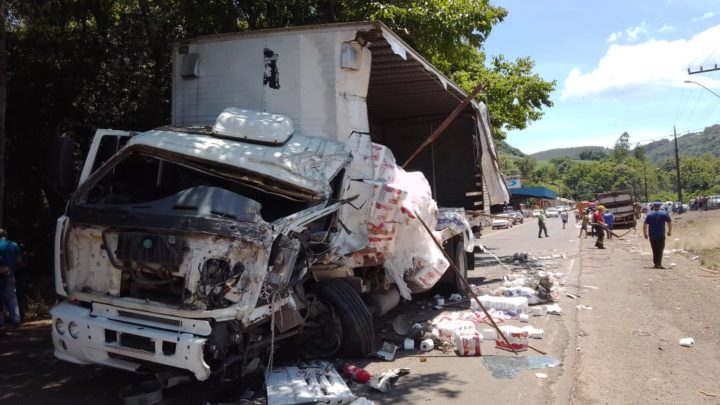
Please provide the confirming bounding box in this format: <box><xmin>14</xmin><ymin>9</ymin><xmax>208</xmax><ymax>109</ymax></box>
<box><xmin>171</xmin><ymin>22</ymin><xmax>509</xmax><ymax>210</ymax></box>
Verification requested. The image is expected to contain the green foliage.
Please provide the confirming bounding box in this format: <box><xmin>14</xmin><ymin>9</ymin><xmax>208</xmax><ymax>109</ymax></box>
<box><xmin>530</xmin><ymin>146</ymin><xmax>608</xmax><ymax>161</ymax></box>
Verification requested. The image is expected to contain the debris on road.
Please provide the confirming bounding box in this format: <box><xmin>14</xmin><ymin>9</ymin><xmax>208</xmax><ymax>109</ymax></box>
<box><xmin>679</xmin><ymin>337</ymin><xmax>695</xmax><ymax>347</ymax></box>
<box><xmin>369</xmin><ymin>368</ymin><xmax>411</xmax><ymax>393</ymax></box>
<box><xmin>481</xmin><ymin>355</ymin><xmax>562</xmax><ymax>379</ymax></box>
<box><xmin>266</xmin><ymin>362</ymin><xmax>355</xmax><ymax>405</ymax></box>
<box><xmin>376</xmin><ymin>342</ymin><xmax>398</xmax><ymax>361</ymax></box>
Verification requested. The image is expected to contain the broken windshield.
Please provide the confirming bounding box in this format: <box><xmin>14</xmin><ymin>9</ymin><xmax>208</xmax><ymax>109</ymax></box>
<box><xmin>83</xmin><ymin>151</ymin><xmax>310</xmax><ymax>222</ymax></box>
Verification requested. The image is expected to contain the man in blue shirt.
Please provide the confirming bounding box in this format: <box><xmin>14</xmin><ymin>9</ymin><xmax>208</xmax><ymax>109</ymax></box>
<box><xmin>0</xmin><ymin>229</ymin><xmax>22</xmax><ymax>327</ymax></box>
<box><xmin>643</xmin><ymin>201</ymin><xmax>672</xmax><ymax>269</ymax></box>
<box><xmin>603</xmin><ymin>210</ymin><xmax>615</xmax><ymax>239</ymax></box>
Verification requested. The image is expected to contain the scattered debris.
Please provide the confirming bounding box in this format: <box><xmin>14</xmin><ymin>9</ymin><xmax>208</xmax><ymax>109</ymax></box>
<box><xmin>495</xmin><ymin>325</ymin><xmax>529</xmax><ymax>352</ymax></box>
<box><xmin>392</xmin><ymin>313</ymin><xmax>413</xmax><ymax>336</ymax></box>
<box><xmin>576</xmin><ymin>304</ymin><xmax>593</xmax><ymax>311</ymax></box>
<box><xmin>376</xmin><ymin>342</ymin><xmax>398</xmax><ymax>361</ymax></box>
<box><xmin>420</xmin><ymin>338</ymin><xmax>435</xmax><ymax>352</ymax></box>
<box><xmin>266</xmin><ymin>362</ymin><xmax>354</xmax><ymax>405</ymax></box>
<box><xmin>679</xmin><ymin>337</ymin><xmax>695</xmax><ymax>347</ymax></box>
<box><xmin>545</xmin><ymin>304</ymin><xmax>563</xmax><ymax>315</ymax></box>
<box><xmin>369</xmin><ymin>368</ymin><xmax>411</xmax><ymax>393</ymax></box>
<box><xmin>700</xmin><ymin>390</ymin><xmax>717</xmax><ymax>397</ymax></box>
<box><xmin>343</xmin><ymin>364</ymin><xmax>371</xmax><ymax>383</ymax></box>
<box><xmin>566</xmin><ymin>293</ymin><xmax>580</xmax><ymax>299</ymax></box>
<box><xmin>403</xmin><ymin>338</ymin><xmax>415</xmax><ymax>351</ymax></box>
<box><xmin>535</xmin><ymin>372</ymin><xmax>548</xmax><ymax>379</ymax></box>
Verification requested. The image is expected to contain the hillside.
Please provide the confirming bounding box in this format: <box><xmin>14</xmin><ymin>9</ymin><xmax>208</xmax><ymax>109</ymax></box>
<box><xmin>516</xmin><ymin>125</ymin><xmax>720</xmax><ymax>163</ymax></box>
<box><xmin>529</xmin><ymin>146</ymin><xmax>609</xmax><ymax>161</ymax></box>
<box><xmin>498</xmin><ymin>140</ymin><xmax>526</xmax><ymax>157</ymax></box>
<box><xmin>643</xmin><ymin>125</ymin><xmax>720</xmax><ymax>163</ymax></box>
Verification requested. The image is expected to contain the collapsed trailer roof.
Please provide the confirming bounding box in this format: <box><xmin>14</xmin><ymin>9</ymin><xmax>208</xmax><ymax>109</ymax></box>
<box><xmin>171</xmin><ymin>21</ymin><xmax>509</xmax><ymax>206</ymax></box>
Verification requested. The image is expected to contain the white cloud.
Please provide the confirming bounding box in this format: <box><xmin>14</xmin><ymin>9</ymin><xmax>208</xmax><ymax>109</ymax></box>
<box><xmin>561</xmin><ymin>24</ymin><xmax>720</xmax><ymax>101</ymax></box>
<box><xmin>625</xmin><ymin>22</ymin><xmax>649</xmax><ymax>42</ymax></box>
<box><xmin>658</xmin><ymin>24</ymin><xmax>676</xmax><ymax>33</ymax></box>
<box><xmin>692</xmin><ymin>11</ymin><xmax>715</xmax><ymax>22</ymax></box>
<box><xmin>607</xmin><ymin>32</ymin><xmax>621</xmax><ymax>43</ymax></box>
<box><xmin>606</xmin><ymin>22</ymin><xmax>650</xmax><ymax>43</ymax></box>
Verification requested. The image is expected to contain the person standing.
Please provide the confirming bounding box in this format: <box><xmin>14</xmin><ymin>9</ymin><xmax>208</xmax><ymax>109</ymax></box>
<box><xmin>579</xmin><ymin>209</ymin><xmax>589</xmax><ymax>238</ymax></box>
<box><xmin>537</xmin><ymin>210</ymin><xmax>549</xmax><ymax>238</ymax></box>
<box><xmin>0</xmin><ymin>229</ymin><xmax>22</xmax><ymax>328</ymax></box>
<box><xmin>603</xmin><ymin>210</ymin><xmax>615</xmax><ymax>239</ymax></box>
<box><xmin>560</xmin><ymin>210</ymin><xmax>568</xmax><ymax>229</ymax></box>
<box><xmin>643</xmin><ymin>201</ymin><xmax>672</xmax><ymax>269</ymax></box>
<box><xmin>593</xmin><ymin>206</ymin><xmax>607</xmax><ymax>249</ymax></box>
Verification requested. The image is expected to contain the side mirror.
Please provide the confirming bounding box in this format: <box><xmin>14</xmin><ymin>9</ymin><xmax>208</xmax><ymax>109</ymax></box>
<box><xmin>49</xmin><ymin>136</ymin><xmax>79</xmax><ymax>196</ymax></box>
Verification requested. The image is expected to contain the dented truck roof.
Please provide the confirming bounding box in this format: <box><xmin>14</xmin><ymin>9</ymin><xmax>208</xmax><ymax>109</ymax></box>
<box><xmin>121</xmin><ymin>129</ymin><xmax>352</xmax><ymax>201</ymax></box>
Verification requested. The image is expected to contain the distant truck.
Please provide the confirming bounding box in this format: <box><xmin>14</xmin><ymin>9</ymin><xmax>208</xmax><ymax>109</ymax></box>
<box><xmin>596</xmin><ymin>190</ymin><xmax>637</xmax><ymax>228</ymax></box>
<box><xmin>49</xmin><ymin>22</ymin><xmax>509</xmax><ymax>381</ymax></box>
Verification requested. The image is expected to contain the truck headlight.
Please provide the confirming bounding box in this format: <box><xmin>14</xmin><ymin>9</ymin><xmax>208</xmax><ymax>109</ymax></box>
<box><xmin>55</xmin><ymin>318</ymin><xmax>66</xmax><ymax>335</ymax></box>
<box><xmin>68</xmin><ymin>321</ymin><xmax>80</xmax><ymax>339</ymax></box>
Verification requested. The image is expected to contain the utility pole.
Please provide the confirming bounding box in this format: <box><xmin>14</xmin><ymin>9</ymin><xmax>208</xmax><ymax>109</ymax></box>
<box><xmin>673</xmin><ymin>126</ymin><xmax>683</xmax><ymax>213</ymax></box>
<box><xmin>643</xmin><ymin>162</ymin><xmax>648</xmax><ymax>202</ymax></box>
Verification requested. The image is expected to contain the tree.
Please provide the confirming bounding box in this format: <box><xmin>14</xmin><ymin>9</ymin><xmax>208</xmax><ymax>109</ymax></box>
<box><xmin>613</xmin><ymin>132</ymin><xmax>630</xmax><ymax>162</ymax></box>
<box><xmin>517</xmin><ymin>156</ymin><xmax>537</xmax><ymax>181</ymax></box>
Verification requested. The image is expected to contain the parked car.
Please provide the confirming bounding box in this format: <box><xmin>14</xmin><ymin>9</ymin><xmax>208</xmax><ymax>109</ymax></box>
<box><xmin>492</xmin><ymin>214</ymin><xmax>514</xmax><ymax>229</ymax></box>
<box><xmin>545</xmin><ymin>207</ymin><xmax>560</xmax><ymax>218</ymax></box>
<box><xmin>532</xmin><ymin>209</ymin><xmax>543</xmax><ymax>217</ymax></box>
<box><xmin>508</xmin><ymin>211</ymin><xmax>524</xmax><ymax>224</ymax></box>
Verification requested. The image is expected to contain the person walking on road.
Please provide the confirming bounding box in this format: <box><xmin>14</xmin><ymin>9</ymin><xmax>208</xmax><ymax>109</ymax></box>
<box><xmin>560</xmin><ymin>210</ymin><xmax>568</xmax><ymax>229</ymax></box>
<box><xmin>593</xmin><ymin>206</ymin><xmax>607</xmax><ymax>249</ymax></box>
<box><xmin>643</xmin><ymin>201</ymin><xmax>672</xmax><ymax>269</ymax></box>
<box><xmin>603</xmin><ymin>210</ymin><xmax>615</xmax><ymax>239</ymax></box>
<box><xmin>537</xmin><ymin>211</ymin><xmax>549</xmax><ymax>238</ymax></box>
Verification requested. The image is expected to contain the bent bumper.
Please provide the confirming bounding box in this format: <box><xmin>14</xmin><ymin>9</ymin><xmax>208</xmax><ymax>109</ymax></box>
<box><xmin>50</xmin><ymin>301</ymin><xmax>211</xmax><ymax>380</ymax></box>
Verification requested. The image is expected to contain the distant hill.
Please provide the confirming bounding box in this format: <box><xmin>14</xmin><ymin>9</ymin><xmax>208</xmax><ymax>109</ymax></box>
<box><xmin>519</xmin><ymin>124</ymin><xmax>720</xmax><ymax>162</ymax></box>
<box><xmin>643</xmin><ymin>125</ymin><xmax>720</xmax><ymax>163</ymax></box>
<box><xmin>498</xmin><ymin>140</ymin><xmax>526</xmax><ymax>157</ymax></box>
<box><xmin>529</xmin><ymin>146</ymin><xmax>609</xmax><ymax>161</ymax></box>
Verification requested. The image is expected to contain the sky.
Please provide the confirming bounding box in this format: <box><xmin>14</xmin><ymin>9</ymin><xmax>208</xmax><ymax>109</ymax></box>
<box><xmin>482</xmin><ymin>0</ymin><xmax>720</xmax><ymax>155</ymax></box>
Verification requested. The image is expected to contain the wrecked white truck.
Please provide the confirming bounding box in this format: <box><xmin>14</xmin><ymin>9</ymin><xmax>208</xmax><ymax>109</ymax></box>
<box><xmin>50</xmin><ymin>22</ymin><xmax>509</xmax><ymax>381</ymax></box>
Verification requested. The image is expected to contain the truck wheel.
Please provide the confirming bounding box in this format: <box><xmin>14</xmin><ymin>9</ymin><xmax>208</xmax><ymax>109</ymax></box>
<box><xmin>434</xmin><ymin>236</ymin><xmax>469</xmax><ymax>295</ymax></box>
<box><xmin>303</xmin><ymin>279</ymin><xmax>374</xmax><ymax>358</ymax></box>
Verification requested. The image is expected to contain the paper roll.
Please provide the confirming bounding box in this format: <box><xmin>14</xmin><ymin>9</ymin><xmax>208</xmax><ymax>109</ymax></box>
<box><xmin>404</xmin><ymin>338</ymin><xmax>415</xmax><ymax>350</ymax></box>
<box><xmin>420</xmin><ymin>338</ymin><xmax>435</xmax><ymax>352</ymax></box>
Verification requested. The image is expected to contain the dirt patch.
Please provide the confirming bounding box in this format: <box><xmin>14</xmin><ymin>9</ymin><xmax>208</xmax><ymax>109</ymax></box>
<box><xmin>667</xmin><ymin>209</ymin><xmax>720</xmax><ymax>269</ymax></box>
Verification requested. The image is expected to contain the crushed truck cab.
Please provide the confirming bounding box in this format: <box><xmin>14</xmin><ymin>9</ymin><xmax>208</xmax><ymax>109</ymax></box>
<box><xmin>50</xmin><ymin>22</ymin><xmax>509</xmax><ymax>380</ymax></box>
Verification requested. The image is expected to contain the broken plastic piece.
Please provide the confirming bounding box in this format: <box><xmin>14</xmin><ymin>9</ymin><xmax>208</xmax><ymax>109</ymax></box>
<box><xmin>376</xmin><ymin>342</ymin><xmax>398</xmax><ymax>361</ymax></box>
<box><xmin>369</xmin><ymin>368</ymin><xmax>411</xmax><ymax>393</ymax></box>
<box><xmin>679</xmin><ymin>337</ymin><xmax>695</xmax><ymax>347</ymax></box>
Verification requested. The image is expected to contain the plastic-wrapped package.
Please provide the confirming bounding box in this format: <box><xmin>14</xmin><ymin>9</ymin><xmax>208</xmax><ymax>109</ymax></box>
<box><xmin>437</xmin><ymin>208</ymin><xmax>476</xmax><ymax>252</ymax></box>
<box><xmin>471</xmin><ymin>295</ymin><xmax>529</xmax><ymax>315</ymax></box>
<box><xmin>495</xmin><ymin>325</ymin><xmax>529</xmax><ymax>352</ymax></box>
<box><xmin>453</xmin><ymin>331</ymin><xmax>482</xmax><ymax>356</ymax></box>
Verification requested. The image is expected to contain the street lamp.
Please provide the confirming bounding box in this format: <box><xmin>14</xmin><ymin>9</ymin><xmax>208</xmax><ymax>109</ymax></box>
<box><xmin>684</xmin><ymin>80</ymin><xmax>720</xmax><ymax>98</ymax></box>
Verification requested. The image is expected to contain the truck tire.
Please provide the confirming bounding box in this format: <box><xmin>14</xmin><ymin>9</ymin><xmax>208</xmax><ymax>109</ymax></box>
<box><xmin>434</xmin><ymin>236</ymin><xmax>469</xmax><ymax>295</ymax></box>
<box><xmin>306</xmin><ymin>279</ymin><xmax>375</xmax><ymax>357</ymax></box>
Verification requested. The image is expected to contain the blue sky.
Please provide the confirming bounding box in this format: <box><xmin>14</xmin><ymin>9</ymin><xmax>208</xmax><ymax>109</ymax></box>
<box><xmin>483</xmin><ymin>0</ymin><xmax>720</xmax><ymax>154</ymax></box>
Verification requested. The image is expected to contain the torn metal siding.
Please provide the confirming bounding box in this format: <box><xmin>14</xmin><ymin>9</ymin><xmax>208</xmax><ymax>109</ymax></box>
<box><xmin>127</xmin><ymin>130</ymin><xmax>351</xmax><ymax>199</ymax></box>
<box><xmin>171</xmin><ymin>21</ymin><xmax>509</xmax><ymax>209</ymax></box>
<box><xmin>477</xmin><ymin>105</ymin><xmax>510</xmax><ymax>205</ymax></box>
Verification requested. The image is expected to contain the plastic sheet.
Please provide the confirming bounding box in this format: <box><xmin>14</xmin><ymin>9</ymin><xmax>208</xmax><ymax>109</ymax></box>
<box><xmin>481</xmin><ymin>355</ymin><xmax>562</xmax><ymax>379</ymax></box>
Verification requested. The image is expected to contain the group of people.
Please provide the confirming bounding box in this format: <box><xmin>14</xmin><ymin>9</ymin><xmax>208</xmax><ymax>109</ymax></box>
<box><xmin>577</xmin><ymin>206</ymin><xmax>615</xmax><ymax>249</ymax></box>
<box><xmin>0</xmin><ymin>229</ymin><xmax>23</xmax><ymax>329</ymax></box>
<box><xmin>573</xmin><ymin>202</ymin><xmax>672</xmax><ymax>268</ymax></box>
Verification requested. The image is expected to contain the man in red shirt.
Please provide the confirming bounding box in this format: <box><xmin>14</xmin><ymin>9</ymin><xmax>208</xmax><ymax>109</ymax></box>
<box><xmin>593</xmin><ymin>206</ymin><xmax>607</xmax><ymax>249</ymax></box>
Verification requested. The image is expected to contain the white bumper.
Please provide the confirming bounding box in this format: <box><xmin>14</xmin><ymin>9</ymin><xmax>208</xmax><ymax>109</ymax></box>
<box><xmin>50</xmin><ymin>301</ymin><xmax>211</xmax><ymax>380</ymax></box>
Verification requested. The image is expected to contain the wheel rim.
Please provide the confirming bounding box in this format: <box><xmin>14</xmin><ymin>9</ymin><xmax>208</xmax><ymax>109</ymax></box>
<box><xmin>298</xmin><ymin>293</ymin><xmax>343</xmax><ymax>357</ymax></box>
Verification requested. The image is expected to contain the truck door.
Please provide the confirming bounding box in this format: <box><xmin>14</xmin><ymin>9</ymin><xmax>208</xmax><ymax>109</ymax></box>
<box><xmin>78</xmin><ymin>129</ymin><xmax>134</xmax><ymax>186</ymax></box>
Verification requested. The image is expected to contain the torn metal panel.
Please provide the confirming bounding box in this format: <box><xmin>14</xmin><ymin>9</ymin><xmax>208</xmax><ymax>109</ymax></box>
<box><xmin>127</xmin><ymin>130</ymin><xmax>351</xmax><ymax>200</ymax></box>
<box><xmin>476</xmin><ymin>105</ymin><xmax>510</xmax><ymax>205</ymax></box>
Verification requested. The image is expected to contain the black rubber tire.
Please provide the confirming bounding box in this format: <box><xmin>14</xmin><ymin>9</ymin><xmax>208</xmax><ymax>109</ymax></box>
<box><xmin>452</xmin><ymin>238</ymin><xmax>469</xmax><ymax>294</ymax></box>
<box><xmin>313</xmin><ymin>279</ymin><xmax>375</xmax><ymax>357</ymax></box>
<box><xmin>434</xmin><ymin>236</ymin><xmax>468</xmax><ymax>294</ymax></box>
